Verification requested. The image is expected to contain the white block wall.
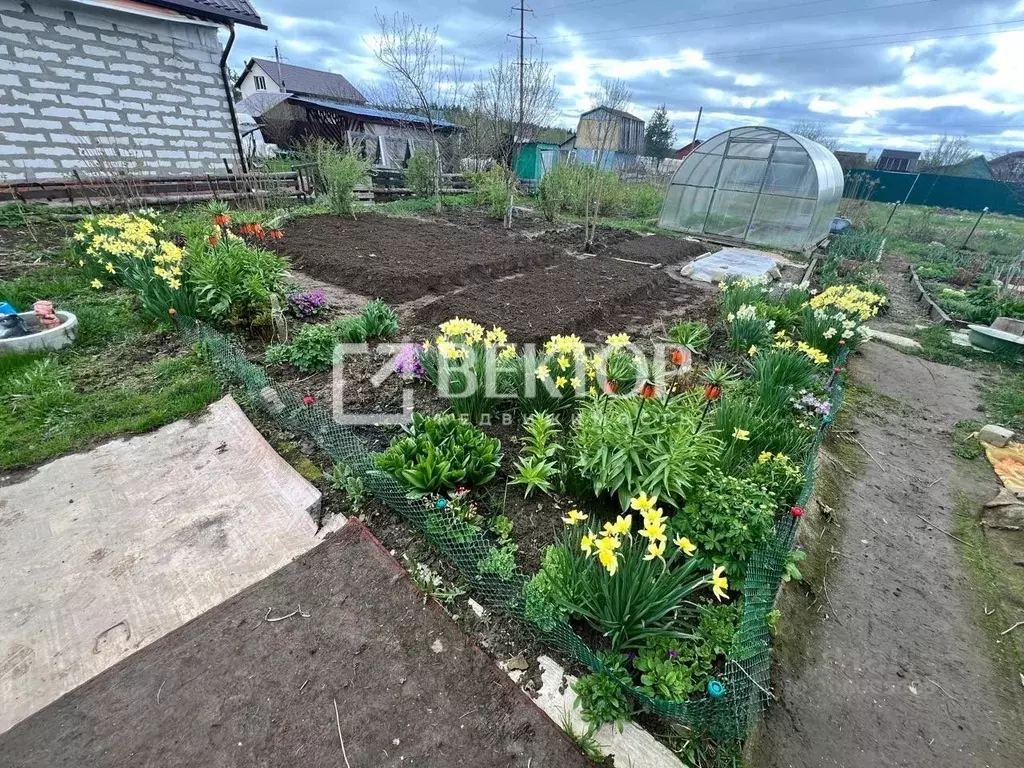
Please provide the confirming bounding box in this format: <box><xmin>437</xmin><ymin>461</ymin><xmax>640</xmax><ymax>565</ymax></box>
<box><xmin>0</xmin><ymin>0</ymin><xmax>240</xmax><ymax>181</ymax></box>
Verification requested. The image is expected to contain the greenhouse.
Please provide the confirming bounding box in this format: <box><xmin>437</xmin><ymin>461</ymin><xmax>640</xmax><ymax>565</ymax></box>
<box><xmin>659</xmin><ymin>126</ymin><xmax>844</xmax><ymax>252</ymax></box>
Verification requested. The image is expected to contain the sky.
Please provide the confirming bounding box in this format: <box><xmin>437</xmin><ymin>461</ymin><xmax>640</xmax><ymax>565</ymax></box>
<box><xmin>231</xmin><ymin>0</ymin><xmax>1024</xmax><ymax>157</ymax></box>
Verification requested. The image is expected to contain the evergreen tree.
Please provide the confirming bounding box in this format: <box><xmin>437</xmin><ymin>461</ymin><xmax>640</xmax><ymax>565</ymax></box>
<box><xmin>644</xmin><ymin>105</ymin><xmax>675</xmax><ymax>158</ymax></box>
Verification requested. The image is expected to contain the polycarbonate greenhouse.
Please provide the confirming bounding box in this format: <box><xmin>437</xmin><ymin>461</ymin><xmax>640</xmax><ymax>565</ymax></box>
<box><xmin>659</xmin><ymin>126</ymin><xmax>844</xmax><ymax>252</ymax></box>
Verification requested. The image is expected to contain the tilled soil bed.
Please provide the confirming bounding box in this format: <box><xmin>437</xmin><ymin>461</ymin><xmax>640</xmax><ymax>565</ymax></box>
<box><xmin>413</xmin><ymin>253</ymin><xmax>717</xmax><ymax>343</ymax></box>
<box><xmin>270</xmin><ymin>213</ymin><xmax>564</xmax><ymax>303</ymax></box>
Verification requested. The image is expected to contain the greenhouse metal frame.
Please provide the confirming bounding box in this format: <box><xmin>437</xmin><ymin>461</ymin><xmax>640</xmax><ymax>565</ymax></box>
<box><xmin>658</xmin><ymin>126</ymin><xmax>844</xmax><ymax>252</ymax></box>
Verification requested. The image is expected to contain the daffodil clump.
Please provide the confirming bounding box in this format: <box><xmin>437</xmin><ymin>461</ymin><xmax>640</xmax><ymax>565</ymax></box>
<box><xmin>540</xmin><ymin>492</ymin><xmax>727</xmax><ymax>651</ymax></box>
<box><xmin>419</xmin><ymin>317</ymin><xmax>515</xmax><ymax>424</ymax></box>
<box><xmin>801</xmin><ymin>305</ymin><xmax>872</xmax><ymax>357</ymax></box>
<box><xmin>809</xmin><ymin>284</ymin><xmax>885</xmax><ymax>322</ymax></box>
<box><xmin>516</xmin><ymin>333</ymin><xmax>588</xmax><ymax>413</ymax></box>
<box><xmin>70</xmin><ymin>210</ymin><xmax>192</xmax><ymax>318</ymax></box>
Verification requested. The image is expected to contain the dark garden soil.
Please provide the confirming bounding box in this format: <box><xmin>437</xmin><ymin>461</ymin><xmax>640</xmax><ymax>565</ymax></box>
<box><xmin>270</xmin><ymin>213</ymin><xmax>565</xmax><ymax>304</ymax></box>
<box><xmin>750</xmin><ymin>341</ymin><xmax>1024</xmax><ymax>768</ymax></box>
<box><xmin>412</xmin><ymin>253</ymin><xmax>717</xmax><ymax>344</ymax></box>
<box><xmin>1</xmin><ymin>520</ymin><xmax>595</xmax><ymax>768</ymax></box>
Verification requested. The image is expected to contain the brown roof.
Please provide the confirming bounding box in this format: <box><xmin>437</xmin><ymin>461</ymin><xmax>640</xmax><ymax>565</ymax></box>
<box><xmin>242</xmin><ymin>59</ymin><xmax>366</xmax><ymax>104</ymax></box>
<box><xmin>144</xmin><ymin>0</ymin><xmax>264</xmax><ymax>28</ymax></box>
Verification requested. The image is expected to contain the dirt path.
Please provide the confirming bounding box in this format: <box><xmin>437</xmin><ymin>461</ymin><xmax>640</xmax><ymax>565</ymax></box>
<box><xmin>752</xmin><ymin>341</ymin><xmax>1024</xmax><ymax>767</ymax></box>
<box><xmin>2</xmin><ymin>521</ymin><xmax>594</xmax><ymax>767</ymax></box>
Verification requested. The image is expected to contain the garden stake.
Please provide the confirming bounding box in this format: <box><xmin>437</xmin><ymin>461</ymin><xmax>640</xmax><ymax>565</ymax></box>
<box><xmin>881</xmin><ymin>200</ymin><xmax>901</xmax><ymax>234</ymax></box>
<box><xmin>962</xmin><ymin>207</ymin><xmax>989</xmax><ymax>249</ymax></box>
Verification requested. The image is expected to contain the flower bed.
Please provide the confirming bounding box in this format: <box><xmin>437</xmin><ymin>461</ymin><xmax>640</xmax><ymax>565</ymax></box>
<box><xmin>177</xmin><ymin>273</ymin><xmax>881</xmax><ymax>744</ymax></box>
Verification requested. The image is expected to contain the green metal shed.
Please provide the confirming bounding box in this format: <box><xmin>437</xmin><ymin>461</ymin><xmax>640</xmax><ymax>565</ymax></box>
<box><xmin>514</xmin><ymin>142</ymin><xmax>559</xmax><ymax>184</ymax></box>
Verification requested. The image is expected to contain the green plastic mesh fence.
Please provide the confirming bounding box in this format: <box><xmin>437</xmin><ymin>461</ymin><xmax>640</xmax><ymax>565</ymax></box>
<box><xmin>181</xmin><ymin>318</ymin><xmax>850</xmax><ymax>742</ymax></box>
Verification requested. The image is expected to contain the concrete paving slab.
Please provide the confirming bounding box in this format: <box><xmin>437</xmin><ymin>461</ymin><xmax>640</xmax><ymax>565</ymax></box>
<box><xmin>0</xmin><ymin>395</ymin><xmax>324</xmax><ymax>734</ymax></box>
<box><xmin>866</xmin><ymin>328</ymin><xmax>923</xmax><ymax>350</ymax></box>
<box><xmin>682</xmin><ymin>247</ymin><xmax>784</xmax><ymax>284</ymax></box>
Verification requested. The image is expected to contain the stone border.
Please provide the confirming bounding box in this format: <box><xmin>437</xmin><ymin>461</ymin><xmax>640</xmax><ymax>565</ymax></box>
<box><xmin>906</xmin><ymin>265</ymin><xmax>953</xmax><ymax>325</ymax></box>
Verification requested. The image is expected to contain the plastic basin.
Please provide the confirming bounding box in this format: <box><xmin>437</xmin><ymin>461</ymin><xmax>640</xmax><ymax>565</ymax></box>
<box><xmin>0</xmin><ymin>311</ymin><xmax>78</xmax><ymax>355</ymax></box>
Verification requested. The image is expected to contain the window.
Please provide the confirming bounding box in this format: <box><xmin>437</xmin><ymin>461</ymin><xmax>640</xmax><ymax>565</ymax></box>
<box><xmin>253</xmin><ymin>75</ymin><xmax>266</xmax><ymax>91</ymax></box>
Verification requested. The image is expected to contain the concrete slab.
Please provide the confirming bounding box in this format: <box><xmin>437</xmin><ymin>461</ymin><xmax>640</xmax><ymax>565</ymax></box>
<box><xmin>865</xmin><ymin>328</ymin><xmax>922</xmax><ymax>350</ymax></box>
<box><xmin>0</xmin><ymin>395</ymin><xmax>324</xmax><ymax>734</ymax></box>
<box><xmin>682</xmin><ymin>247</ymin><xmax>784</xmax><ymax>284</ymax></box>
<box><xmin>505</xmin><ymin>655</ymin><xmax>683</xmax><ymax>768</ymax></box>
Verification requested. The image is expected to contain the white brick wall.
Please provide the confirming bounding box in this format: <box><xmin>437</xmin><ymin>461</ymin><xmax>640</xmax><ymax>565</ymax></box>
<box><xmin>0</xmin><ymin>0</ymin><xmax>240</xmax><ymax>181</ymax></box>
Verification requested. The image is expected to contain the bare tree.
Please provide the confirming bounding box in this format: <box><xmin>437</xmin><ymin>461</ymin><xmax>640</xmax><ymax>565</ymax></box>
<box><xmin>989</xmin><ymin>149</ymin><xmax>1024</xmax><ymax>182</ymax></box>
<box><xmin>370</xmin><ymin>12</ymin><xmax>464</xmax><ymax>210</ymax></box>
<box><xmin>480</xmin><ymin>54</ymin><xmax>557</xmax><ymax>227</ymax></box>
<box><xmin>919</xmin><ymin>134</ymin><xmax>974</xmax><ymax>170</ymax></box>
<box><xmin>790</xmin><ymin>120</ymin><xmax>841</xmax><ymax>152</ymax></box>
<box><xmin>581</xmin><ymin>78</ymin><xmax>632</xmax><ymax>251</ymax></box>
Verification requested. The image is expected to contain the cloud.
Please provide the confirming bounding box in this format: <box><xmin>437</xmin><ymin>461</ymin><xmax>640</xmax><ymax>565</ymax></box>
<box><xmin>232</xmin><ymin>0</ymin><xmax>1024</xmax><ymax>154</ymax></box>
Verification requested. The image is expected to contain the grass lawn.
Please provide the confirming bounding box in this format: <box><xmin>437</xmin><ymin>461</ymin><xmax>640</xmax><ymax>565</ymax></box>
<box><xmin>0</xmin><ymin>264</ymin><xmax>221</xmax><ymax>469</ymax></box>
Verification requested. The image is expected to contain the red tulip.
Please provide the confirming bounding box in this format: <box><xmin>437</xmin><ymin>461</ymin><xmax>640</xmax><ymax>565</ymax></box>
<box><xmin>303</xmin><ymin>394</ymin><xmax>315</xmax><ymax>406</ymax></box>
<box><xmin>791</xmin><ymin>505</ymin><xmax>804</xmax><ymax>518</ymax></box>
<box><xmin>640</xmin><ymin>382</ymin><xmax>657</xmax><ymax>400</ymax></box>
<box><xmin>704</xmin><ymin>383</ymin><xmax>722</xmax><ymax>401</ymax></box>
<box><xmin>670</xmin><ymin>348</ymin><xmax>688</xmax><ymax>367</ymax></box>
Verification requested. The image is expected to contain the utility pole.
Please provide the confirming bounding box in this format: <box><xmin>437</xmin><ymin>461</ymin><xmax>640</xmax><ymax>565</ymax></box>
<box><xmin>508</xmin><ymin>4</ymin><xmax>535</xmax><ymax>145</ymax></box>
<box><xmin>274</xmin><ymin>41</ymin><xmax>285</xmax><ymax>91</ymax></box>
<box><xmin>691</xmin><ymin>106</ymin><xmax>703</xmax><ymax>146</ymax></box>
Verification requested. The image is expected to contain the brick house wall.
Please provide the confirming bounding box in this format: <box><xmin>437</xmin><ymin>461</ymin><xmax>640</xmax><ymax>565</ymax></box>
<box><xmin>0</xmin><ymin>0</ymin><xmax>240</xmax><ymax>181</ymax></box>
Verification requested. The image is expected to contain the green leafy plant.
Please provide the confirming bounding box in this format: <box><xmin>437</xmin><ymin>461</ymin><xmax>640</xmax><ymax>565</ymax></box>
<box><xmin>309</xmin><ymin>139</ymin><xmax>370</xmax><ymax>215</ymax></box>
<box><xmin>360</xmin><ymin>298</ymin><xmax>399</xmax><ymax>339</ymax></box>
<box><xmin>668</xmin><ymin>320</ymin><xmax>711</xmax><ymax>352</ymax></box>
<box><xmin>489</xmin><ymin>514</ymin><xmax>514</xmax><ymax>545</ymax></box>
<box><xmin>743</xmin><ymin>450</ymin><xmax>805</xmax><ymax>507</ymax></box>
<box><xmin>727</xmin><ymin>313</ymin><xmax>771</xmax><ymax>354</ymax></box>
<box><xmin>559</xmin><ymin>711</ymin><xmax>605</xmax><ymax>761</ymax></box>
<box><xmin>713</xmin><ymin>390</ymin><xmax>812</xmax><ymax>473</ymax></box>
<box><xmin>467</xmin><ymin>165</ymin><xmax>515</xmax><ymax>219</ymax></box>
<box><xmin>405</xmin><ymin>150</ymin><xmax>437</xmax><ymax>199</ymax></box>
<box><xmin>188</xmin><ymin>235</ymin><xmax>287</xmax><ymax>327</ymax></box>
<box><xmin>403</xmin><ymin>556</ymin><xmax>468</xmax><ymax>605</ymax></box>
<box><xmin>573</xmin><ymin>654</ymin><xmax>634</xmax><ymax>731</ymax></box>
<box><xmin>673</xmin><ymin>470</ymin><xmax>776</xmax><ymax>579</ymax></box>
<box><xmin>750</xmin><ymin>348</ymin><xmax>820</xmax><ymax>413</ymax></box>
<box><xmin>265</xmin><ymin>323</ymin><xmax>339</xmax><ymax>372</ymax></box>
<box><xmin>329</xmin><ymin>460</ymin><xmax>368</xmax><ymax>512</ymax></box>
<box><xmin>375</xmin><ymin>413</ymin><xmax>502</xmax><ymax>496</ymax></box>
<box><xmin>721</xmin><ymin>277</ymin><xmax>771</xmax><ymax>315</ymax></box>
<box><xmin>512</xmin><ymin>334</ymin><xmax>589</xmax><ymax>415</ymax></box>
<box><xmin>425</xmin><ymin>505</ymin><xmax>482</xmax><ymax>545</ymax></box>
<box><xmin>477</xmin><ymin>544</ymin><xmax>518</xmax><ymax>581</ymax></box>
<box><xmin>510</xmin><ymin>412</ymin><xmax>563</xmax><ymax>497</ymax></box>
<box><xmin>782</xmin><ymin>548</ymin><xmax>806</xmax><ymax>582</ymax></box>
<box><xmin>333</xmin><ymin>315</ymin><xmax>368</xmax><ymax>343</ymax></box>
<box><xmin>572</xmin><ymin>391</ymin><xmax>721</xmax><ymax>509</ymax></box>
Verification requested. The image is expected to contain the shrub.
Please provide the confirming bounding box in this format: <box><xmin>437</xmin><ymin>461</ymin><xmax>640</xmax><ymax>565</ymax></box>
<box><xmin>360</xmin><ymin>298</ymin><xmax>399</xmax><ymax>339</ymax></box>
<box><xmin>622</xmin><ymin>183</ymin><xmax>664</xmax><ymax>219</ymax></box>
<box><xmin>743</xmin><ymin>450</ymin><xmax>805</xmax><ymax>507</ymax></box>
<box><xmin>375</xmin><ymin>412</ymin><xmax>502</xmax><ymax>496</ymax></box>
<box><xmin>468</xmin><ymin>165</ymin><xmax>514</xmax><ymax>219</ymax></box>
<box><xmin>265</xmin><ymin>323</ymin><xmax>339</xmax><ymax>372</ymax></box>
<box><xmin>572</xmin><ymin>391</ymin><xmax>721</xmax><ymax>510</ymax></box>
<box><xmin>406</xmin><ymin>150</ymin><xmax>437</xmax><ymax>198</ymax></box>
<box><xmin>543</xmin><ymin>508</ymin><xmax>712</xmax><ymax>651</ymax></box>
<box><xmin>310</xmin><ymin>140</ymin><xmax>370</xmax><ymax>215</ymax></box>
<box><xmin>333</xmin><ymin>315</ymin><xmax>367</xmax><ymax>343</ymax></box>
<box><xmin>673</xmin><ymin>470</ymin><xmax>776</xmax><ymax>579</ymax></box>
<box><xmin>188</xmin><ymin>235</ymin><xmax>287</xmax><ymax>327</ymax></box>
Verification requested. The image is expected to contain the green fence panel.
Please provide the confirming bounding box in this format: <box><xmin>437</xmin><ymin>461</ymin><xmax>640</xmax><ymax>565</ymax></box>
<box><xmin>844</xmin><ymin>169</ymin><xmax>1024</xmax><ymax>216</ymax></box>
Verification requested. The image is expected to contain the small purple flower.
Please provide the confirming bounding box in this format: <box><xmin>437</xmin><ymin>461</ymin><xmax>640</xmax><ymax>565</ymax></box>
<box><xmin>394</xmin><ymin>343</ymin><xmax>426</xmax><ymax>380</ymax></box>
<box><xmin>287</xmin><ymin>289</ymin><xmax>329</xmax><ymax>318</ymax></box>
<box><xmin>668</xmin><ymin>649</ymin><xmax>678</xmax><ymax>660</ymax></box>
<box><xmin>626</xmin><ymin>651</ymin><xmax>638</xmax><ymax>661</ymax></box>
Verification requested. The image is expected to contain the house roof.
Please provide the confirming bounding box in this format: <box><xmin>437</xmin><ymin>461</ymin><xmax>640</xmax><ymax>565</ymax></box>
<box><xmin>291</xmin><ymin>96</ymin><xmax>461</xmax><ymax>130</ymax></box>
<box><xmin>241</xmin><ymin>59</ymin><xmax>366</xmax><ymax>104</ymax></box>
<box><xmin>878</xmin><ymin>149</ymin><xmax>921</xmax><ymax>160</ymax></box>
<box><xmin>144</xmin><ymin>0</ymin><xmax>265</xmax><ymax>29</ymax></box>
<box><xmin>580</xmin><ymin>106</ymin><xmax>643</xmax><ymax>122</ymax></box>
<box><xmin>236</xmin><ymin>90</ymin><xmax>289</xmax><ymax>117</ymax></box>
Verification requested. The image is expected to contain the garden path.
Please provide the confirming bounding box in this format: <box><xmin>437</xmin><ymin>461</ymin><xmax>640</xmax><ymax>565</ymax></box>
<box><xmin>752</xmin><ymin>340</ymin><xmax>1024</xmax><ymax>767</ymax></box>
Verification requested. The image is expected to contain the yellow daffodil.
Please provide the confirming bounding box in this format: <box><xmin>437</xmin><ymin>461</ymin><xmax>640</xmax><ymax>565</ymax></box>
<box><xmin>484</xmin><ymin>327</ymin><xmax>508</xmax><ymax>347</ymax></box>
<box><xmin>640</xmin><ymin>506</ymin><xmax>666</xmax><ymax>527</ymax></box>
<box><xmin>747</xmin><ymin>345</ymin><xmax>758</xmax><ymax>356</ymax></box>
<box><xmin>643</xmin><ymin>538</ymin><xmax>666</xmax><ymax>561</ymax></box>
<box><xmin>588</xmin><ymin>386</ymin><xmax>598</xmax><ymax>397</ymax></box>
<box><xmin>498</xmin><ymin>344</ymin><xmax>517</xmax><ymax>360</ymax></box>
<box><xmin>562</xmin><ymin>508</ymin><xmax>588</xmax><ymax>526</ymax></box>
<box><xmin>421</xmin><ymin>338</ymin><xmax>432</xmax><ymax>350</ymax></box>
<box><xmin>711</xmin><ymin>565</ymin><xmax>729</xmax><ymax>601</ymax></box>
<box><xmin>570</xmin><ymin>376</ymin><xmax>581</xmax><ymax>389</ymax></box>
<box><xmin>90</xmin><ymin>278</ymin><xmax>103</xmax><ymax>289</ymax></box>
<box><xmin>580</xmin><ymin>532</ymin><xmax>595</xmax><ymax>555</ymax></box>
<box><xmin>535</xmin><ymin>363</ymin><xmax>550</xmax><ymax>380</ymax></box>
<box><xmin>596</xmin><ymin>533</ymin><xmax>621</xmax><ymax>553</ymax></box>
<box><xmin>675</xmin><ymin>536</ymin><xmax>697</xmax><ymax>556</ymax></box>
<box><xmin>639</xmin><ymin>521</ymin><xmax>666</xmax><ymax>541</ymax></box>
<box><xmin>758</xmin><ymin>451</ymin><xmax>773</xmax><ymax>463</ymax></box>
<box><xmin>598</xmin><ymin>548</ymin><xmax>619</xmax><ymax>575</ymax></box>
<box><xmin>611</xmin><ymin>514</ymin><xmax>632</xmax><ymax>536</ymax></box>
<box><xmin>605</xmin><ymin>332</ymin><xmax>630</xmax><ymax>350</ymax></box>
<box><xmin>629</xmin><ymin>493</ymin><xmax>657</xmax><ymax>514</ymax></box>
<box><xmin>557</xmin><ymin>356</ymin><xmax>570</xmax><ymax>370</ymax></box>
<box><xmin>168</xmin><ymin>278</ymin><xmax>181</xmax><ymax>289</ymax></box>
<box><xmin>555</xmin><ymin>375</ymin><xmax>568</xmax><ymax>389</ymax></box>
<box><xmin>104</xmin><ymin>262</ymin><xmax>115</xmax><ymax>273</ymax></box>
<box><xmin>77</xmin><ymin>259</ymin><xmax>85</xmax><ymax>266</ymax></box>
<box><xmin>733</xmin><ymin>428</ymin><xmax>750</xmax><ymax>441</ymax></box>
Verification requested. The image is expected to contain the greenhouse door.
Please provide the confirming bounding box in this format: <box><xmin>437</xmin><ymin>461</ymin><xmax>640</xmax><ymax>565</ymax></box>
<box><xmin>702</xmin><ymin>136</ymin><xmax>776</xmax><ymax>243</ymax></box>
